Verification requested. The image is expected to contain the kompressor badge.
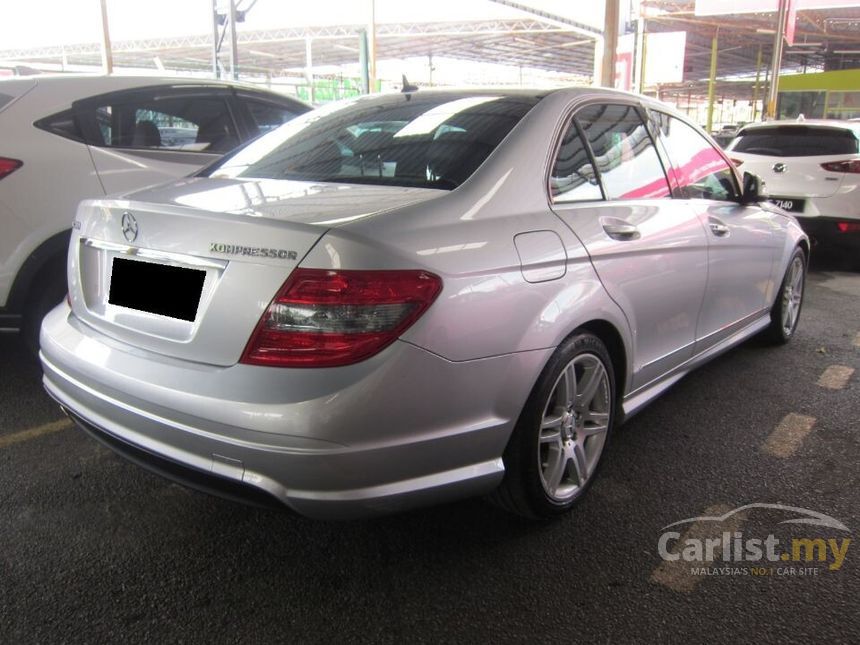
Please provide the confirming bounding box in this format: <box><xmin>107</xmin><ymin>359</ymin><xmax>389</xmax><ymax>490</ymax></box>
<box><xmin>209</xmin><ymin>243</ymin><xmax>298</xmax><ymax>260</ymax></box>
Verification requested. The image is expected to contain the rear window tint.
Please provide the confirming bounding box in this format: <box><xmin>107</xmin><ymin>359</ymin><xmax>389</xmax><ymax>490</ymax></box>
<box><xmin>210</xmin><ymin>93</ymin><xmax>542</xmax><ymax>190</ymax></box>
<box><xmin>732</xmin><ymin>126</ymin><xmax>858</xmax><ymax>156</ymax></box>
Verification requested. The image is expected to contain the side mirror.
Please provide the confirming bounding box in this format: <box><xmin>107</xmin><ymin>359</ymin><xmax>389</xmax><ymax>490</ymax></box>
<box><xmin>741</xmin><ymin>171</ymin><xmax>768</xmax><ymax>204</ymax></box>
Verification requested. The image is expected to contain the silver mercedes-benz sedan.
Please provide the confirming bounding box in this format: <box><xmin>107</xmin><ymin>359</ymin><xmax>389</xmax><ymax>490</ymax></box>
<box><xmin>40</xmin><ymin>88</ymin><xmax>808</xmax><ymax>519</ymax></box>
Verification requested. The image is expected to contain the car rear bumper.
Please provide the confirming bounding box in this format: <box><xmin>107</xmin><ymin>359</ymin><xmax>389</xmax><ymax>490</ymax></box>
<box><xmin>40</xmin><ymin>303</ymin><xmax>549</xmax><ymax>519</ymax></box>
<box><xmin>794</xmin><ymin>215</ymin><xmax>860</xmax><ymax>256</ymax></box>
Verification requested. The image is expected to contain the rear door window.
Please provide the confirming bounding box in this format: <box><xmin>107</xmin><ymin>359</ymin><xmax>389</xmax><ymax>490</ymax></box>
<box><xmin>652</xmin><ymin>111</ymin><xmax>739</xmax><ymax>202</ymax></box>
<box><xmin>731</xmin><ymin>126</ymin><xmax>858</xmax><ymax>157</ymax></box>
<box><xmin>80</xmin><ymin>91</ymin><xmax>239</xmax><ymax>153</ymax></box>
<box><xmin>550</xmin><ymin>119</ymin><xmax>602</xmax><ymax>202</ymax></box>
<box><xmin>574</xmin><ymin>104</ymin><xmax>671</xmax><ymax>200</ymax></box>
<box><xmin>242</xmin><ymin>99</ymin><xmax>302</xmax><ymax>136</ymax></box>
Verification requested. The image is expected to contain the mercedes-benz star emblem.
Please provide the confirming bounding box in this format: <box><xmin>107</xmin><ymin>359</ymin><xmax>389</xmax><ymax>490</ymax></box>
<box><xmin>121</xmin><ymin>211</ymin><xmax>139</xmax><ymax>243</ymax></box>
<box><xmin>773</xmin><ymin>163</ymin><xmax>787</xmax><ymax>174</ymax></box>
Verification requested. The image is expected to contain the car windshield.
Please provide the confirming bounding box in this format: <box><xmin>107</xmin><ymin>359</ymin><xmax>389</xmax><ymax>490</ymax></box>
<box><xmin>206</xmin><ymin>92</ymin><xmax>542</xmax><ymax>189</ymax></box>
<box><xmin>732</xmin><ymin>126</ymin><xmax>859</xmax><ymax>157</ymax></box>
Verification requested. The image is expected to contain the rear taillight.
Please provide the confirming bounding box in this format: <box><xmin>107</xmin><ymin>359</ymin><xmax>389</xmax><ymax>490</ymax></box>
<box><xmin>820</xmin><ymin>160</ymin><xmax>860</xmax><ymax>174</ymax></box>
<box><xmin>241</xmin><ymin>268</ymin><xmax>443</xmax><ymax>368</ymax></box>
<box><xmin>0</xmin><ymin>157</ymin><xmax>22</xmax><ymax>180</ymax></box>
<box><xmin>837</xmin><ymin>221</ymin><xmax>860</xmax><ymax>233</ymax></box>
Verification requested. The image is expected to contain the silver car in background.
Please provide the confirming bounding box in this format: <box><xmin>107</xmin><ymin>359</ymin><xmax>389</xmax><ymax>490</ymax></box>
<box><xmin>40</xmin><ymin>88</ymin><xmax>808</xmax><ymax>519</ymax></box>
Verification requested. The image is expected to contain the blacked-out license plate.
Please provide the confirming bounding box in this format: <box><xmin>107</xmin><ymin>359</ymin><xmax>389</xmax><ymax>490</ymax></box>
<box><xmin>769</xmin><ymin>197</ymin><xmax>805</xmax><ymax>213</ymax></box>
<box><xmin>108</xmin><ymin>257</ymin><xmax>205</xmax><ymax>322</ymax></box>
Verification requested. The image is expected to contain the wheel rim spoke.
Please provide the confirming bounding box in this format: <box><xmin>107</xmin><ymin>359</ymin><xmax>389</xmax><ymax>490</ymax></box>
<box><xmin>575</xmin><ymin>362</ymin><xmax>604</xmax><ymax>410</ymax></box>
<box><xmin>561</xmin><ymin>364</ymin><xmax>577</xmax><ymax>407</ymax></box>
<box><xmin>570</xmin><ymin>443</ymin><xmax>588</xmax><ymax>486</ymax></box>
<box><xmin>543</xmin><ymin>445</ymin><xmax>567</xmax><ymax>493</ymax></box>
<box><xmin>581</xmin><ymin>411</ymin><xmax>610</xmax><ymax>436</ymax></box>
<box><xmin>540</xmin><ymin>411</ymin><xmax>564</xmax><ymax>433</ymax></box>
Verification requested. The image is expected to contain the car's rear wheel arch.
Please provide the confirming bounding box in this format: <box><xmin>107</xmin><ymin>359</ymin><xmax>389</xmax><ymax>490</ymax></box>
<box><xmin>797</xmin><ymin>239</ymin><xmax>810</xmax><ymax>264</ymax></box>
<box><xmin>7</xmin><ymin>229</ymin><xmax>70</xmax><ymax>314</ymax></box>
<box><xmin>10</xmin><ymin>230</ymin><xmax>70</xmax><ymax>352</ymax></box>
<box><xmin>573</xmin><ymin>319</ymin><xmax>628</xmax><ymax>405</ymax></box>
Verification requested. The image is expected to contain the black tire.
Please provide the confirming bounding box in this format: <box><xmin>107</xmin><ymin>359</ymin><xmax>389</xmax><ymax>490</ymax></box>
<box><xmin>21</xmin><ymin>267</ymin><xmax>67</xmax><ymax>355</ymax></box>
<box><xmin>490</xmin><ymin>331</ymin><xmax>616</xmax><ymax>519</ymax></box>
<box><xmin>762</xmin><ymin>247</ymin><xmax>806</xmax><ymax>345</ymax></box>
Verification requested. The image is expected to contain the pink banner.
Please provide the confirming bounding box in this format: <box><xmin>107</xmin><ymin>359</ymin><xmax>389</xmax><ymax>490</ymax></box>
<box><xmin>695</xmin><ymin>0</ymin><xmax>860</xmax><ymax>15</ymax></box>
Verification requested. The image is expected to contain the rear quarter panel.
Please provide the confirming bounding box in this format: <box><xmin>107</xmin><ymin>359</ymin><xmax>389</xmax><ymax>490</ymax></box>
<box><xmin>302</xmin><ymin>91</ymin><xmax>635</xmax><ymax>394</ymax></box>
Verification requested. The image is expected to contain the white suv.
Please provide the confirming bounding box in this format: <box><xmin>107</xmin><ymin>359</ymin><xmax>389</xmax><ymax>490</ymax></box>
<box><xmin>726</xmin><ymin>120</ymin><xmax>860</xmax><ymax>265</ymax></box>
<box><xmin>0</xmin><ymin>75</ymin><xmax>308</xmax><ymax>347</ymax></box>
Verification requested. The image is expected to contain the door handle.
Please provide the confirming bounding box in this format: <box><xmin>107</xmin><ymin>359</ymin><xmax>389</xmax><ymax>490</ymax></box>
<box><xmin>708</xmin><ymin>217</ymin><xmax>730</xmax><ymax>237</ymax></box>
<box><xmin>602</xmin><ymin>222</ymin><xmax>641</xmax><ymax>241</ymax></box>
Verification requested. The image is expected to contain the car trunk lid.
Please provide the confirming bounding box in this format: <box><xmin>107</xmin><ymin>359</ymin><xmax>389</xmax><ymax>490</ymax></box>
<box><xmin>69</xmin><ymin>178</ymin><xmax>445</xmax><ymax>366</ymax></box>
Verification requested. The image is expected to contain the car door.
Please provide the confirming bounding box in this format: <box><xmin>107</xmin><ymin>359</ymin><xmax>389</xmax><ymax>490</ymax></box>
<box><xmin>549</xmin><ymin>102</ymin><xmax>709</xmax><ymax>391</ymax></box>
<box><xmin>74</xmin><ymin>86</ymin><xmax>238</xmax><ymax>195</ymax></box>
<box><xmin>649</xmin><ymin>111</ymin><xmax>778</xmax><ymax>353</ymax></box>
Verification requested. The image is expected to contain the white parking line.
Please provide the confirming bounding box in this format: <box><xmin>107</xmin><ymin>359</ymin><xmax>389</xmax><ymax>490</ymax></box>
<box><xmin>761</xmin><ymin>413</ymin><xmax>816</xmax><ymax>459</ymax></box>
<box><xmin>817</xmin><ymin>365</ymin><xmax>855</xmax><ymax>390</ymax></box>
<box><xmin>0</xmin><ymin>418</ymin><xmax>73</xmax><ymax>449</ymax></box>
<box><xmin>651</xmin><ymin>503</ymin><xmax>742</xmax><ymax>593</ymax></box>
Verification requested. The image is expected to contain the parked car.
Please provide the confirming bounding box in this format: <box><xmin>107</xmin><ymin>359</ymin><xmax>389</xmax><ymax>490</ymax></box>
<box><xmin>711</xmin><ymin>123</ymin><xmax>746</xmax><ymax>148</ymax></box>
<box><xmin>726</xmin><ymin>119</ymin><xmax>860</xmax><ymax>265</ymax></box>
<box><xmin>0</xmin><ymin>74</ymin><xmax>309</xmax><ymax>348</ymax></box>
<box><xmin>40</xmin><ymin>88</ymin><xmax>807</xmax><ymax>519</ymax></box>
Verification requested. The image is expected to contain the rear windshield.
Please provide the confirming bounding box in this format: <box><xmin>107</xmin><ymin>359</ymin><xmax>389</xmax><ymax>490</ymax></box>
<box><xmin>732</xmin><ymin>126</ymin><xmax>858</xmax><ymax>157</ymax></box>
<box><xmin>206</xmin><ymin>92</ymin><xmax>542</xmax><ymax>189</ymax></box>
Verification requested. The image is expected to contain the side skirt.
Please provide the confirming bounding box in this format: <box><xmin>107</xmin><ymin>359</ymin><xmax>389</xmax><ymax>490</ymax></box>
<box><xmin>620</xmin><ymin>313</ymin><xmax>771</xmax><ymax>423</ymax></box>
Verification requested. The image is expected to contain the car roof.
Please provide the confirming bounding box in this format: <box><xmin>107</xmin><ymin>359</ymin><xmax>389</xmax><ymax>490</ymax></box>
<box><xmin>738</xmin><ymin>119</ymin><xmax>860</xmax><ymax>134</ymax></box>
<box><xmin>344</xmin><ymin>85</ymin><xmax>679</xmax><ymax>109</ymax></box>
<box><xmin>0</xmin><ymin>74</ymin><xmax>307</xmax><ymax>107</ymax></box>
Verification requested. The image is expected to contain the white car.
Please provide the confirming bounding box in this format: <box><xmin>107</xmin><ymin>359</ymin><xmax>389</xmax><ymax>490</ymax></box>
<box><xmin>0</xmin><ymin>75</ymin><xmax>308</xmax><ymax>347</ymax></box>
<box><xmin>726</xmin><ymin>120</ymin><xmax>860</xmax><ymax>264</ymax></box>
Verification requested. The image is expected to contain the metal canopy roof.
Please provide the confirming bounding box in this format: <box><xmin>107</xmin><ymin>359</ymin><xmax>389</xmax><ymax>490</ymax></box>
<box><xmin>0</xmin><ymin>19</ymin><xmax>597</xmax><ymax>80</ymax></box>
<box><xmin>1</xmin><ymin>2</ymin><xmax>859</xmax><ymax>96</ymax></box>
<box><xmin>644</xmin><ymin>0</ymin><xmax>860</xmax><ymax>98</ymax></box>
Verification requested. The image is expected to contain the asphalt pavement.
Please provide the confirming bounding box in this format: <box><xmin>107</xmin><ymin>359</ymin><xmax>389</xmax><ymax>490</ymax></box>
<box><xmin>1</xmin><ymin>263</ymin><xmax>858</xmax><ymax>645</ymax></box>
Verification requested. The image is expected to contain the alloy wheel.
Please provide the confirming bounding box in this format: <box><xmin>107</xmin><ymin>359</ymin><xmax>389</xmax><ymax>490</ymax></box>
<box><xmin>537</xmin><ymin>353</ymin><xmax>611</xmax><ymax>502</ymax></box>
